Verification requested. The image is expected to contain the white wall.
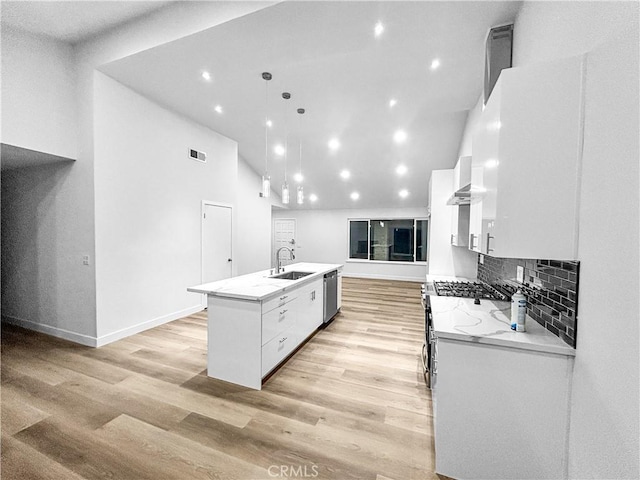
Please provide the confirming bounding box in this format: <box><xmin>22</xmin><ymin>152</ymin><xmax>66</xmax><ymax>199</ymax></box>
<box><xmin>0</xmin><ymin>25</ymin><xmax>78</xmax><ymax>159</ymax></box>
<box><xmin>1</xmin><ymin>27</ymin><xmax>96</xmax><ymax>345</ymax></box>
<box><xmin>93</xmin><ymin>73</ymin><xmax>239</xmax><ymax>342</ymax></box>
<box><xmin>453</xmin><ymin>3</ymin><xmax>639</xmax><ymax>478</ymax></box>
<box><xmin>1</xmin><ymin>162</ymin><xmax>97</xmax><ymax>343</ymax></box>
<box><xmin>512</xmin><ymin>3</ymin><xmax>639</xmax><ymax>478</ymax></box>
<box><xmin>273</xmin><ymin>207</ymin><xmax>429</xmax><ymax>282</ymax></box>
<box><xmin>236</xmin><ymin>156</ymin><xmax>273</xmax><ymax>275</ymax></box>
<box><xmin>1</xmin><ymin>2</ymin><xmax>276</xmax><ymax>344</ymax></box>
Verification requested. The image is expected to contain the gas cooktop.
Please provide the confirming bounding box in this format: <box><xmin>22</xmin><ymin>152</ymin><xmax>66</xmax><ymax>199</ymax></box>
<box><xmin>432</xmin><ymin>280</ymin><xmax>507</xmax><ymax>301</ymax></box>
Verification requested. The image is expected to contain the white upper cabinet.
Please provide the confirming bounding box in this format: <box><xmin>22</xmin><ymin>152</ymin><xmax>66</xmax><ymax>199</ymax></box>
<box><xmin>449</xmin><ymin>156</ymin><xmax>471</xmax><ymax>247</ymax></box>
<box><xmin>471</xmin><ymin>55</ymin><xmax>583</xmax><ymax>260</ymax></box>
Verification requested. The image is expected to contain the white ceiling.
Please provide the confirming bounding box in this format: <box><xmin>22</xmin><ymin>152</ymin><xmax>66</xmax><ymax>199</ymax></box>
<box><xmin>2</xmin><ymin>1</ymin><xmax>522</xmax><ymax>210</ymax></box>
<box><xmin>1</xmin><ymin>1</ymin><xmax>174</xmax><ymax>44</ymax></box>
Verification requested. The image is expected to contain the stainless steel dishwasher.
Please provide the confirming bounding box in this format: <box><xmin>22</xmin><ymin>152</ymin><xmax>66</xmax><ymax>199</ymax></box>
<box><xmin>323</xmin><ymin>270</ymin><xmax>339</xmax><ymax>324</ymax></box>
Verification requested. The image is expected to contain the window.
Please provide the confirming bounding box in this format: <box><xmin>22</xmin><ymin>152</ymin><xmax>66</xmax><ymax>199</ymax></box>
<box><xmin>349</xmin><ymin>220</ymin><xmax>369</xmax><ymax>259</ymax></box>
<box><xmin>348</xmin><ymin>218</ymin><xmax>428</xmax><ymax>263</ymax></box>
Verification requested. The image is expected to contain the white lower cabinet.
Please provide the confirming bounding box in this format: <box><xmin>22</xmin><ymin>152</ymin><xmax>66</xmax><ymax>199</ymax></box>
<box><xmin>433</xmin><ymin>338</ymin><xmax>574</xmax><ymax>480</ymax></box>
<box><xmin>207</xmin><ymin>276</ymin><xmax>324</xmax><ymax>390</ymax></box>
<box><xmin>261</xmin><ymin>325</ymin><xmax>299</xmax><ymax>376</ymax></box>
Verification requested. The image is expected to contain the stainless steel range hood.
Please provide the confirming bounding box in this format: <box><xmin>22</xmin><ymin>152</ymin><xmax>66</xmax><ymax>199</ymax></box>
<box><xmin>446</xmin><ymin>183</ymin><xmax>485</xmax><ymax>205</ymax></box>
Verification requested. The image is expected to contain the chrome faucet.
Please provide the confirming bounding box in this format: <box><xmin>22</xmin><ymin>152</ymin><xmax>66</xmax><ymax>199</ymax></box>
<box><xmin>276</xmin><ymin>247</ymin><xmax>295</xmax><ymax>273</ymax></box>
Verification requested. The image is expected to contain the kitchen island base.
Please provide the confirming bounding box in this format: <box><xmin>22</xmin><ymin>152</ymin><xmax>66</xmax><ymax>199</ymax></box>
<box><xmin>188</xmin><ymin>263</ymin><xmax>341</xmax><ymax>390</ymax></box>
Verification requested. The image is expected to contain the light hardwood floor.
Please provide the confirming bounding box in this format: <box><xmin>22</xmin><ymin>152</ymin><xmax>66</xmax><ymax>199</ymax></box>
<box><xmin>1</xmin><ymin>277</ymin><xmax>442</xmax><ymax>480</ymax></box>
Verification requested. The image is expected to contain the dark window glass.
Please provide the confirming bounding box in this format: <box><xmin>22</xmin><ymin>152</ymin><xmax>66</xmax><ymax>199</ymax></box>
<box><xmin>416</xmin><ymin>219</ymin><xmax>428</xmax><ymax>262</ymax></box>
<box><xmin>349</xmin><ymin>221</ymin><xmax>369</xmax><ymax>259</ymax></box>
<box><xmin>370</xmin><ymin>219</ymin><xmax>414</xmax><ymax>262</ymax></box>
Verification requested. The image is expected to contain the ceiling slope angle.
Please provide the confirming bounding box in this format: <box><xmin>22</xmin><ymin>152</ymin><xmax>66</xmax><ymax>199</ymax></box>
<box><xmin>97</xmin><ymin>1</ymin><xmax>521</xmax><ymax>209</ymax></box>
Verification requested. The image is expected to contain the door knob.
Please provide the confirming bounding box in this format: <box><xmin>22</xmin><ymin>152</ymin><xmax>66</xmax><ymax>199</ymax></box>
<box><xmin>227</xmin><ymin>258</ymin><xmax>232</xmax><ymax>262</ymax></box>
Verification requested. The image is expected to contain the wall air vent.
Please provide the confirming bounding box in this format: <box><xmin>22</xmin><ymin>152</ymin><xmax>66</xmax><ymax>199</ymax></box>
<box><xmin>189</xmin><ymin>148</ymin><xmax>207</xmax><ymax>163</ymax></box>
<box><xmin>484</xmin><ymin>24</ymin><xmax>513</xmax><ymax>106</ymax></box>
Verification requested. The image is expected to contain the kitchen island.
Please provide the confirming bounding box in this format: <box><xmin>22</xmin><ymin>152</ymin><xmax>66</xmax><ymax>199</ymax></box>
<box><xmin>188</xmin><ymin>262</ymin><xmax>342</xmax><ymax>389</ymax></box>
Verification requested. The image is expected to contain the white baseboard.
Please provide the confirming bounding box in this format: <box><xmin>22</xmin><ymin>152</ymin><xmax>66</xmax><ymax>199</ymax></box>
<box><xmin>1</xmin><ymin>314</ymin><xmax>98</xmax><ymax>347</ymax></box>
<box><xmin>95</xmin><ymin>304</ymin><xmax>204</xmax><ymax>347</ymax></box>
<box><xmin>342</xmin><ymin>272</ymin><xmax>424</xmax><ymax>282</ymax></box>
<box><xmin>2</xmin><ymin>305</ymin><xmax>205</xmax><ymax>348</ymax></box>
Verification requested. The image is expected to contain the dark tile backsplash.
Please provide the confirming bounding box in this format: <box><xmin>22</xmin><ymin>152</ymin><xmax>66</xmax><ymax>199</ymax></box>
<box><xmin>477</xmin><ymin>256</ymin><xmax>580</xmax><ymax>348</ymax></box>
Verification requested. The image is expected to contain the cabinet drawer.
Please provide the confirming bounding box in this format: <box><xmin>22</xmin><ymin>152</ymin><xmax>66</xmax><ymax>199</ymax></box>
<box><xmin>262</xmin><ymin>303</ymin><xmax>296</xmax><ymax>346</ymax></box>
<box><xmin>262</xmin><ymin>327</ymin><xmax>298</xmax><ymax>376</ymax></box>
<box><xmin>262</xmin><ymin>291</ymin><xmax>298</xmax><ymax>315</ymax></box>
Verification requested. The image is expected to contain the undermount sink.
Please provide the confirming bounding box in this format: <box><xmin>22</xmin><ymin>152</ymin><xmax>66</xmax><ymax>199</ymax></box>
<box><xmin>270</xmin><ymin>271</ymin><xmax>313</xmax><ymax>281</ymax></box>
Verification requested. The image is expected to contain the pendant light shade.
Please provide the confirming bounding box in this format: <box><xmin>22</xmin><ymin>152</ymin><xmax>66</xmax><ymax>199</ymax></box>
<box><xmin>261</xmin><ymin>72</ymin><xmax>272</xmax><ymax>198</ymax></box>
<box><xmin>296</xmin><ymin>108</ymin><xmax>305</xmax><ymax>205</ymax></box>
<box><xmin>281</xmin><ymin>92</ymin><xmax>291</xmax><ymax>205</ymax></box>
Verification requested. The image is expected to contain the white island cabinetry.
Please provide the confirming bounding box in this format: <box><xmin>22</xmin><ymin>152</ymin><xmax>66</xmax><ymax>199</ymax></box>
<box><xmin>188</xmin><ymin>263</ymin><xmax>340</xmax><ymax>390</ymax></box>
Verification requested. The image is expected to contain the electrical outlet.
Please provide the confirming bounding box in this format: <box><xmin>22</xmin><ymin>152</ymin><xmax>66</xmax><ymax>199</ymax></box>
<box><xmin>517</xmin><ymin>265</ymin><xmax>524</xmax><ymax>283</ymax></box>
<box><xmin>82</xmin><ymin>255</ymin><xmax>90</xmax><ymax>266</ymax></box>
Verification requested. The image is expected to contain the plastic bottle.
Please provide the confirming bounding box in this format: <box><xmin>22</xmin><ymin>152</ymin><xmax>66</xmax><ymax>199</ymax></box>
<box><xmin>511</xmin><ymin>289</ymin><xmax>527</xmax><ymax>332</ymax></box>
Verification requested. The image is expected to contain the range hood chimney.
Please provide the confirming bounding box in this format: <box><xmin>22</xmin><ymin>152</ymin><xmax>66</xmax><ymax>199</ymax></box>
<box><xmin>484</xmin><ymin>24</ymin><xmax>513</xmax><ymax>105</ymax></box>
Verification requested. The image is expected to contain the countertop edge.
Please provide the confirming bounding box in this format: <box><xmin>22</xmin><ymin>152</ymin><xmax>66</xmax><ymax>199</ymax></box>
<box><xmin>187</xmin><ymin>263</ymin><xmax>342</xmax><ymax>302</ymax></box>
<box><xmin>435</xmin><ymin>330</ymin><xmax>576</xmax><ymax>356</ymax></box>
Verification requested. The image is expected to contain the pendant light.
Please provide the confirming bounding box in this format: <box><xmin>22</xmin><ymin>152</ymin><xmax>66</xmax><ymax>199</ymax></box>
<box><xmin>296</xmin><ymin>108</ymin><xmax>305</xmax><ymax>205</ymax></box>
<box><xmin>281</xmin><ymin>92</ymin><xmax>291</xmax><ymax>205</ymax></box>
<box><xmin>261</xmin><ymin>72</ymin><xmax>272</xmax><ymax>198</ymax></box>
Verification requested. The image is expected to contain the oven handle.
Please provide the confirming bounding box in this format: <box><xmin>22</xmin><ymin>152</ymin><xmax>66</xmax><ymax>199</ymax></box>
<box><xmin>421</xmin><ymin>343</ymin><xmax>428</xmax><ymax>373</ymax></box>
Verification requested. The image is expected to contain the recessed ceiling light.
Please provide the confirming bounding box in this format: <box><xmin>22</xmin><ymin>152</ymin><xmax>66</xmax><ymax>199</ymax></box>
<box><xmin>399</xmin><ymin>189</ymin><xmax>409</xmax><ymax>198</ymax></box>
<box><xmin>396</xmin><ymin>164</ymin><xmax>408</xmax><ymax>176</ymax></box>
<box><xmin>214</xmin><ymin>105</ymin><xmax>223</xmax><ymax>114</ymax></box>
<box><xmin>374</xmin><ymin>21</ymin><xmax>384</xmax><ymax>38</ymax></box>
<box><xmin>350</xmin><ymin>192</ymin><xmax>360</xmax><ymax>201</ymax></box>
<box><xmin>340</xmin><ymin>169</ymin><xmax>351</xmax><ymax>180</ymax></box>
<box><xmin>294</xmin><ymin>172</ymin><xmax>303</xmax><ymax>183</ymax></box>
<box><xmin>389</xmin><ymin>98</ymin><xmax>397</xmax><ymax>108</ymax></box>
<box><xmin>430</xmin><ymin>59</ymin><xmax>441</xmax><ymax>71</ymax></box>
<box><xmin>328</xmin><ymin>138</ymin><xmax>340</xmax><ymax>151</ymax></box>
<box><xmin>274</xmin><ymin>144</ymin><xmax>285</xmax><ymax>156</ymax></box>
<box><xmin>266</xmin><ymin>119</ymin><xmax>273</xmax><ymax>128</ymax></box>
<box><xmin>201</xmin><ymin>71</ymin><xmax>212</xmax><ymax>81</ymax></box>
<box><xmin>309</xmin><ymin>194</ymin><xmax>318</xmax><ymax>202</ymax></box>
<box><xmin>393</xmin><ymin>129</ymin><xmax>408</xmax><ymax>144</ymax></box>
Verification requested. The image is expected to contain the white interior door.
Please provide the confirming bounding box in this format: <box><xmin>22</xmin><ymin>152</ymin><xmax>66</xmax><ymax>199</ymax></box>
<box><xmin>202</xmin><ymin>203</ymin><xmax>232</xmax><ymax>284</ymax></box>
<box><xmin>273</xmin><ymin>218</ymin><xmax>296</xmax><ymax>267</ymax></box>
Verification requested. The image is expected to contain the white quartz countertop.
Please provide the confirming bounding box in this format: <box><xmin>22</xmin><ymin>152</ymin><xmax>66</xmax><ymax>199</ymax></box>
<box><xmin>430</xmin><ymin>296</ymin><xmax>575</xmax><ymax>357</ymax></box>
<box><xmin>187</xmin><ymin>262</ymin><xmax>342</xmax><ymax>301</ymax></box>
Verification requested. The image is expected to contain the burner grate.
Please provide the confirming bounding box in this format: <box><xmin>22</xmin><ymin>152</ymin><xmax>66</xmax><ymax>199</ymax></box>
<box><xmin>433</xmin><ymin>281</ymin><xmax>507</xmax><ymax>301</ymax></box>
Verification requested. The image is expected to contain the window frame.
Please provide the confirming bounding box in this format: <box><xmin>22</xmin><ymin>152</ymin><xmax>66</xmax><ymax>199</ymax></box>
<box><xmin>347</xmin><ymin>217</ymin><xmax>428</xmax><ymax>265</ymax></box>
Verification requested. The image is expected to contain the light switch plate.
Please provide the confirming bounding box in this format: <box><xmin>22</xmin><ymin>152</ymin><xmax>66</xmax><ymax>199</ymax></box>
<box><xmin>517</xmin><ymin>265</ymin><xmax>524</xmax><ymax>283</ymax></box>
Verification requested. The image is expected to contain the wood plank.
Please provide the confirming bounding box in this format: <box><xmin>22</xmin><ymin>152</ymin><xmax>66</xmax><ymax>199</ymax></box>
<box><xmin>94</xmin><ymin>414</ymin><xmax>269</xmax><ymax>480</ymax></box>
<box><xmin>1</xmin><ymin>435</ymin><xmax>85</xmax><ymax>480</ymax></box>
<box><xmin>1</xmin><ymin>277</ymin><xmax>436</xmax><ymax>479</ymax></box>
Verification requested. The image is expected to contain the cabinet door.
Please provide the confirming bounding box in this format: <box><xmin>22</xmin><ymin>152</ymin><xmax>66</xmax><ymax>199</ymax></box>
<box><xmin>468</xmin><ymin>165</ymin><xmax>483</xmax><ymax>252</ymax></box>
<box><xmin>262</xmin><ymin>300</ymin><xmax>297</xmax><ymax>346</ymax></box>
<box><xmin>262</xmin><ymin>324</ymin><xmax>299</xmax><ymax>376</ymax></box>
<box><xmin>471</xmin><ymin>84</ymin><xmax>501</xmax><ymax>255</ymax></box>
<box><xmin>491</xmin><ymin>56</ymin><xmax>583</xmax><ymax>259</ymax></box>
<box><xmin>294</xmin><ymin>278</ymin><xmax>324</xmax><ymax>340</ymax></box>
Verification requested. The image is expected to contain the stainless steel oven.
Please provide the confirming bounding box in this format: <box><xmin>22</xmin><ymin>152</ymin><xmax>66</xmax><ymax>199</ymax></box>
<box><xmin>420</xmin><ymin>284</ymin><xmax>435</xmax><ymax>388</ymax></box>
